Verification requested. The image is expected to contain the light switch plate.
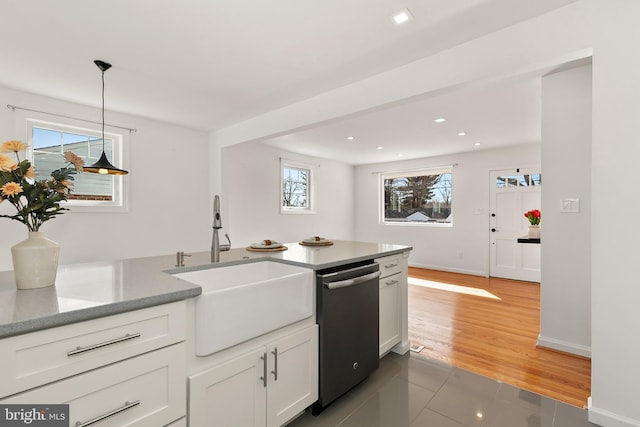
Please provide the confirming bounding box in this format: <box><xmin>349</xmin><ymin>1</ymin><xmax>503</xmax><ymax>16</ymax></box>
<box><xmin>560</xmin><ymin>198</ymin><xmax>580</xmax><ymax>213</ymax></box>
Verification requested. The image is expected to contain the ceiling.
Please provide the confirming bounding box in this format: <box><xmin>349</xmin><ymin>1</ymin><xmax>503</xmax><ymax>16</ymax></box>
<box><xmin>0</xmin><ymin>0</ymin><xmax>578</xmax><ymax>164</ymax></box>
<box><xmin>261</xmin><ymin>77</ymin><xmax>542</xmax><ymax>165</ymax></box>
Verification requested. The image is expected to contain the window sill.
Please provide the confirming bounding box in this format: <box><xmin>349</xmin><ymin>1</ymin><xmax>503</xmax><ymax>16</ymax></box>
<box><xmin>382</xmin><ymin>221</ymin><xmax>452</xmax><ymax>228</ymax></box>
<box><xmin>280</xmin><ymin>209</ymin><xmax>316</xmax><ymax>215</ymax></box>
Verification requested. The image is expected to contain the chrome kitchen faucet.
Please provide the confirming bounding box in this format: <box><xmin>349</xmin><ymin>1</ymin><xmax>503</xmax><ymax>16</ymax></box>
<box><xmin>211</xmin><ymin>194</ymin><xmax>231</xmax><ymax>262</ymax></box>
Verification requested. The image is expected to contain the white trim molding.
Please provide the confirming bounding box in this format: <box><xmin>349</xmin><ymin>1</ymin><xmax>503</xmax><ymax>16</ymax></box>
<box><xmin>588</xmin><ymin>397</ymin><xmax>640</xmax><ymax>427</ymax></box>
<box><xmin>536</xmin><ymin>335</ymin><xmax>591</xmax><ymax>358</ymax></box>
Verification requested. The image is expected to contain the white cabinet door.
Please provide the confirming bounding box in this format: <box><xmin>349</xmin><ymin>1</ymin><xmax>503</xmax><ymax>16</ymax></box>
<box><xmin>267</xmin><ymin>325</ymin><xmax>318</xmax><ymax>427</ymax></box>
<box><xmin>189</xmin><ymin>325</ymin><xmax>318</xmax><ymax>427</ymax></box>
<box><xmin>189</xmin><ymin>349</ymin><xmax>267</xmax><ymax>427</ymax></box>
<box><xmin>379</xmin><ymin>273</ymin><xmax>401</xmax><ymax>356</ymax></box>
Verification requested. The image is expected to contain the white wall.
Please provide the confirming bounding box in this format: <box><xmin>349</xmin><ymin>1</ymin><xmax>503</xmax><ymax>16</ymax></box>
<box><xmin>589</xmin><ymin>3</ymin><xmax>640</xmax><ymax>425</ymax></box>
<box><xmin>221</xmin><ymin>142</ymin><xmax>355</xmax><ymax>247</ymax></box>
<box><xmin>0</xmin><ymin>85</ymin><xmax>211</xmax><ymax>270</ymax></box>
<box><xmin>539</xmin><ymin>64</ymin><xmax>592</xmax><ymax>357</ymax></box>
<box><xmin>354</xmin><ymin>144</ymin><xmax>540</xmax><ymax>276</ymax></box>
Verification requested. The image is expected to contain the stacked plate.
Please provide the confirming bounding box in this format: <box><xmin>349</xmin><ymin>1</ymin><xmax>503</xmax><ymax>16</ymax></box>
<box><xmin>249</xmin><ymin>240</ymin><xmax>284</xmax><ymax>250</ymax></box>
<box><xmin>299</xmin><ymin>236</ymin><xmax>333</xmax><ymax>246</ymax></box>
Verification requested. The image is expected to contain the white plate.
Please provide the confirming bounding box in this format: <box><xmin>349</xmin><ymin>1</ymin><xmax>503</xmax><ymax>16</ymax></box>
<box><xmin>302</xmin><ymin>237</ymin><xmax>330</xmax><ymax>243</ymax></box>
<box><xmin>250</xmin><ymin>241</ymin><xmax>283</xmax><ymax>249</ymax></box>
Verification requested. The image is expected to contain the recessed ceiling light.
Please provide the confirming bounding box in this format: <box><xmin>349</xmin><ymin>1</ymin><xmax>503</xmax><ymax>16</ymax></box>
<box><xmin>393</xmin><ymin>9</ymin><xmax>413</xmax><ymax>24</ymax></box>
<box><xmin>457</xmin><ymin>132</ymin><xmax>466</xmax><ymax>136</ymax></box>
<box><xmin>474</xmin><ymin>142</ymin><xmax>481</xmax><ymax>147</ymax></box>
<box><xmin>346</xmin><ymin>136</ymin><xmax>355</xmax><ymax>140</ymax></box>
<box><xmin>434</xmin><ymin>118</ymin><xmax>446</xmax><ymax>123</ymax></box>
<box><xmin>398</xmin><ymin>153</ymin><xmax>404</xmax><ymax>157</ymax></box>
<box><xmin>377</xmin><ymin>146</ymin><xmax>384</xmax><ymax>150</ymax></box>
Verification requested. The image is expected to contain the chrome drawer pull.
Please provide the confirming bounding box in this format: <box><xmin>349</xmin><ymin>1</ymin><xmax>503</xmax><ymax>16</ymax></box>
<box><xmin>75</xmin><ymin>400</ymin><xmax>140</xmax><ymax>427</ymax></box>
<box><xmin>67</xmin><ymin>333</ymin><xmax>141</xmax><ymax>357</ymax></box>
<box><xmin>384</xmin><ymin>263</ymin><xmax>398</xmax><ymax>269</ymax></box>
<box><xmin>385</xmin><ymin>279</ymin><xmax>399</xmax><ymax>287</ymax></box>
<box><xmin>271</xmin><ymin>347</ymin><xmax>278</xmax><ymax>381</ymax></box>
<box><xmin>260</xmin><ymin>352</ymin><xmax>267</xmax><ymax>387</ymax></box>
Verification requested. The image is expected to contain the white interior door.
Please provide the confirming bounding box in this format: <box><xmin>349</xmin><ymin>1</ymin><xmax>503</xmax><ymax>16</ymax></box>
<box><xmin>489</xmin><ymin>168</ymin><xmax>541</xmax><ymax>282</ymax></box>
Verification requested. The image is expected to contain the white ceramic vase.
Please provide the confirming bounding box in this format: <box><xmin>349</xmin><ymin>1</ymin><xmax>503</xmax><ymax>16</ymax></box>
<box><xmin>11</xmin><ymin>231</ymin><xmax>60</xmax><ymax>290</ymax></box>
<box><xmin>528</xmin><ymin>225</ymin><xmax>541</xmax><ymax>239</ymax></box>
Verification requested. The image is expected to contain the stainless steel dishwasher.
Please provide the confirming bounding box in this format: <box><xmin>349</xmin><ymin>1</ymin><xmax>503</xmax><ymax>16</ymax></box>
<box><xmin>312</xmin><ymin>261</ymin><xmax>381</xmax><ymax>414</ymax></box>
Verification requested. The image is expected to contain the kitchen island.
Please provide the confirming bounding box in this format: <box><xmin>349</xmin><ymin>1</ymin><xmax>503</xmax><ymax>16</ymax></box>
<box><xmin>0</xmin><ymin>240</ymin><xmax>410</xmax><ymax>337</ymax></box>
<box><xmin>0</xmin><ymin>240</ymin><xmax>411</xmax><ymax>427</ymax></box>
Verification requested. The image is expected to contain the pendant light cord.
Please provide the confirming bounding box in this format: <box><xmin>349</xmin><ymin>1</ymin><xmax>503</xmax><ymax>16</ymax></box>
<box><xmin>101</xmin><ymin>68</ymin><xmax>106</xmax><ymax>152</ymax></box>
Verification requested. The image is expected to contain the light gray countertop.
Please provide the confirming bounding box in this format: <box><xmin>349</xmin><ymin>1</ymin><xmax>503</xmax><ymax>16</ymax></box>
<box><xmin>166</xmin><ymin>239</ymin><xmax>412</xmax><ymax>273</ymax></box>
<box><xmin>0</xmin><ymin>240</ymin><xmax>411</xmax><ymax>339</ymax></box>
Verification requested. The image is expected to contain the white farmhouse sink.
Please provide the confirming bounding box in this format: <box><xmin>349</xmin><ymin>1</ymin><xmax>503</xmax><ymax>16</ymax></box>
<box><xmin>173</xmin><ymin>261</ymin><xmax>314</xmax><ymax>356</ymax></box>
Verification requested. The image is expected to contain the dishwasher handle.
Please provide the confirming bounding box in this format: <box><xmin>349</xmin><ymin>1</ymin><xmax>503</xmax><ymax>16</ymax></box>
<box><xmin>324</xmin><ymin>271</ymin><xmax>381</xmax><ymax>290</ymax></box>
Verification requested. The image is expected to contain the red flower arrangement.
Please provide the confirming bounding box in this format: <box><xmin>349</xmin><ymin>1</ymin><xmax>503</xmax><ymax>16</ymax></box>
<box><xmin>524</xmin><ymin>209</ymin><xmax>541</xmax><ymax>225</ymax></box>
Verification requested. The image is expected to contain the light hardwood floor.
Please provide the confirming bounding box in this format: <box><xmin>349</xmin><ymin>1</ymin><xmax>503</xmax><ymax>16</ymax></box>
<box><xmin>407</xmin><ymin>267</ymin><xmax>591</xmax><ymax>408</ymax></box>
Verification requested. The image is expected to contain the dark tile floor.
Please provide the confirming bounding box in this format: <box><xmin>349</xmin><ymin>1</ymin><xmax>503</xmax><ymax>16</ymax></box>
<box><xmin>287</xmin><ymin>352</ymin><xmax>597</xmax><ymax>427</ymax></box>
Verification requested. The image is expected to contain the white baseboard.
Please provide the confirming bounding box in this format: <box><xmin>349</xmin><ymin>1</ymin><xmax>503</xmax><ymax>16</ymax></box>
<box><xmin>391</xmin><ymin>340</ymin><xmax>410</xmax><ymax>355</ymax></box>
<box><xmin>408</xmin><ymin>262</ymin><xmax>487</xmax><ymax>278</ymax></box>
<box><xmin>537</xmin><ymin>335</ymin><xmax>591</xmax><ymax>358</ymax></box>
<box><xmin>588</xmin><ymin>397</ymin><xmax>640</xmax><ymax>427</ymax></box>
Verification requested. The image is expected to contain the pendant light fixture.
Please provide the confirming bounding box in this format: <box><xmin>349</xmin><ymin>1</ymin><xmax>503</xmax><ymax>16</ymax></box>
<box><xmin>84</xmin><ymin>59</ymin><xmax>128</xmax><ymax>175</ymax></box>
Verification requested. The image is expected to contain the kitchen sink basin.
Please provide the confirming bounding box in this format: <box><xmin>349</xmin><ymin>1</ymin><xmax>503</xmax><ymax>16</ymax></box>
<box><xmin>172</xmin><ymin>261</ymin><xmax>314</xmax><ymax>356</ymax></box>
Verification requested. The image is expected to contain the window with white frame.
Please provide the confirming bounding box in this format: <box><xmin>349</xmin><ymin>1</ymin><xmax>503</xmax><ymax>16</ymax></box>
<box><xmin>381</xmin><ymin>166</ymin><xmax>453</xmax><ymax>225</ymax></box>
<box><xmin>281</xmin><ymin>159</ymin><xmax>315</xmax><ymax>214</ymax></box>
<box><xmin>27</xmin><ymin>118</ymin><xmax>126</xmax><ymax>210</ymax></box>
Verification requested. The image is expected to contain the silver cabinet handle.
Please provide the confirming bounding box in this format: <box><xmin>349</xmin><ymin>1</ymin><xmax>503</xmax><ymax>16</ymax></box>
<box><xmin>260</xmin><ymin>352</ymin><xmax>267</xmax><ymax>387</ymax></box>
<box><xmin>271</xmin><ymin>348</ymin><xmax>278</xmax><ymax>381</ymax></box>
<box><xmin>325</xmin><ymin>271</ymin><xmax>381</xmax><ymax>290</ymax></box>
<box><xmin>67</xmin><ymin>333</ymin><xmax>141</xmax><ymax>357</ymax></box>
<box><xmin>75</xmin><ymin>400</ymin><xmax>140</xmax><ymax>427</ymax></box>
<box><xmin>384</xmin><ymin>263</ymin><xmax>398</xmax><ymax>269</ymax></box>
<box><xmin>384</xmin><ymin>279</ymin><xmax>399</xmax><ymax>287</ymax></box>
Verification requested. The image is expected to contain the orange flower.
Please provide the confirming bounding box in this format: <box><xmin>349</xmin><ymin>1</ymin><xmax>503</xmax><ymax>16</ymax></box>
<box><xmin>0</xmin><ymin>154</ymin><xmax>17</xmax><ymax>172</ymax></box>
<box><xmin>24</xmin><ymin>166</ymin><xmax>36</xmax><ymax>179</ymax></box>
<box><xmin>64</xmin><ymin>151</ymin><xmax>84</xmax><ymax>172</ymax></box>
<box><xmin>0</xmin><ymin>141</ymin><xmax>82</xmax><ymax>231</ymax></box>
<box><xmin>0</xmin><ymin>140</ymin><xmax>26</xmax><ymax>153</ymax></box>
<box><xmin>60</xmin><ymin>179</ymin><xmax>73</xmax><ymax>189</ymax></box>
<box><xmin>1</xmin><ymin>181</ymin><xmax>23</xmax><ymax>197</ymax></box>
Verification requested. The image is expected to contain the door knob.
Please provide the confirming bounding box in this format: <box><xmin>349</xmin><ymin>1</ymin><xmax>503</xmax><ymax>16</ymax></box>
<box><xmin>491</xmin><ymin>228</ymin><xmax>496</xmax><ymax>232</ymax></box>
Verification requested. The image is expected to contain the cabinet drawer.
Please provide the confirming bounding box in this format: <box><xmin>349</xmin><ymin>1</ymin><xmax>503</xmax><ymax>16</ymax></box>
<box><xmin>375</xmin><ymin>255</ymin><xmax>401</xmax><ymax>278</ymax></box>
<box><xmin>379</xmin><ymin>273</ymin><xmax>401</xmax><ymax>289</ymax></box>
<box><xmin>0</xmin><ymin>300</ymin><xmax>186</xmax><ymax>397</ymax></box>
<box><xmin>1</xmin><ymin>343</ymin><xmax>186</xmax><ymax>427</ymax></box>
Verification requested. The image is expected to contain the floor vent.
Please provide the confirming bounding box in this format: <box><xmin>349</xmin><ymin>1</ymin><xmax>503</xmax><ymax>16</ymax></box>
<box><xmin>410</xmin><ymin>344</ymin><xmax>424</xmax><ymax>353</ymax></box>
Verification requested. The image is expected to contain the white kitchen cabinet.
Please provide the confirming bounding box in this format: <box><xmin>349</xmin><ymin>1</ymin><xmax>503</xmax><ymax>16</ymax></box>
<box><xmin>376</xmin><ymin>255</ymin><xmax>402</xmax><ymax>356</ymax></box>
<box><xmin>379</xmin><ymin>272</ymin><xmax>401</xmax><ymax>356</ymax></box>
<box><xmin>189</xmin><ymin>346</ymin><xmax>266</xmax><ymax>426</ymax></box>
<box><xmin>266</xmin><ymin>325</ymin><xmax>318</xmax><ymax>427</ymax></box>
<box><xmin>0</xmin><ymin>301</ymin><xmax>188</xmax><ymax>427</ymax></box>
<box><xmin>3</xmin><ymin>343</ymin><xmax>186</xmax><ymax>427</ymax></box>
<box><xmin>189</xmin><ymin>324</ymin><xmax>318</xmax><ymax>427</ymax></box>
